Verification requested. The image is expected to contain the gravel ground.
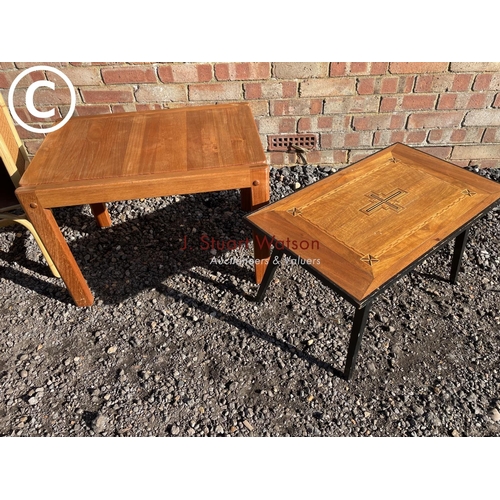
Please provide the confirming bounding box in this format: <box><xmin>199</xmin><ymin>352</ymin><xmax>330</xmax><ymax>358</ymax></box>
<box><xmin>1</xmin><ymin>163</ymin><xmax>499</xmax><ymax>437</ymax></box>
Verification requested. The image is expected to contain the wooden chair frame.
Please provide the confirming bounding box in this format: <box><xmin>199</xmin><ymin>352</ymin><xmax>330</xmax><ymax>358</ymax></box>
<box><xmin>0</xmin><ymin>93</ymin><xmax>60</xmax><ymax>278</ymax></box>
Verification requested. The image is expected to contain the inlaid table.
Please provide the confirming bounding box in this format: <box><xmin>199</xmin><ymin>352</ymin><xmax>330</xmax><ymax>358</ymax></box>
<box><xmin>245</xmin><ymin>143</ymin><xmax>500</xmax><ymax>380</ymax></box>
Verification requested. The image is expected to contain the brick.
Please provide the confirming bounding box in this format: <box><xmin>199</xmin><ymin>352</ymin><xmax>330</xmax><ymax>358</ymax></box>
<box><xmin>450</xmin><ymin>62</ymin><xmax>500</xmax><ymax>72</ymax></box>
<box><xmin>389</xmin><ymin>62</ymin><xmax>449</xmax><ymax>74</ymax></box>
<box><xmin>330</xmin><ymin>63</ymin><xmax>347</xmax><ymax>76</ymax></box>
<box><xmin>188</xmin><ymin>82</ymin><xmax>241</xmax><ymax>101</ymax></box>
<box><xmin>380</xmin><ymin>97</ymin><xmax>397</xmax><ymax>112</ymax></box>
<box><xmin>256</xmin><ymin>117</ymin><xmax>296</xmax><ymax>134</ymax></box>
<box><xmin>13</xmin><ymin>106</ymin><xmax>62</xmax><ymax>123</ymax></box>
<box><xmin>27</xmin><ymin>87</ymin><xmax>77</xmax><ymax>106</ymax></box>
<box><xmin>373</xmin><ymin>130</ymin><xmax>405</xmax><ymax>146</ymax></box>
<box><xmin>0</xmin><ymin>62</ymin><xmax>15</xmax><ymax>69</ymax></box>
<box><xmin>473</xmin><ymin>74</ymin><xmax>500</xmax><ymax>91</ymax></box>
<box><xmin>357</xmin><ymin>78</ymin><xmax>375</xmax><ymax>95</ymax></box>
<box><xmin>270</xmin><ymin>99</ymin><xmax>323</xmax><ymax>116</ymax></box>
<box><xmin>451</xmin><ymin>144</ymin><xmax>500</xmax><ymax>159</ymax></box>
<box><xmin>246</xmin><ymin>100</ymin><xmax>268</xmax><ymax>116</ymax></box>
<box><xmin>380</xmin><ymin>77</ymin><xmax>398</xmax><ymax>94</ymax></box>
<box><xmin>464</xmin><ymin>109</ymin><xmax>500</xmax><ymax>126</ymax></box>
<box><xmin>427</xmin><ymin>128</ymin><xmax>484</xmax><ymax>145</ymax></box>
<box><xmin>407</xmin><ymin>111</ymin><xmax>464</xmax><ymax>128</ymax></box>
<box><xmin>405</xmin><ymin>130</ymin><xmax>427</xmax><ymax>143</ymax></box>
<box><xmin>349</xmin><ymin>150</ymin><xmax>377</xmax><ymax>163</ymax></box>
<box><xmin>415</xmin><ymin>146</ymin><xmax>452</xmax><ymax>159</ymax></box>
<box><xmin>470</xmin><ymin>159</ymin><xmax>500</xmax><ymax>168</ymax></box>
<box><xmin>483</xmin><ymin>128</ymin><xmax>500</xmax><ymax>143</ymax></box>
<box><xmin>333</xmin><ymin>150</ymin><xmax>349</xmax><ymax>164</ymax></box>
<box><xmin>47</xmin><ymin>66</ymin><xmax>102</xmax><ymax>86</ymax></box>
<box><xmin>331</xmin><ymin>131</ymin><xmax>372</xmax><ymax>148</ymax></box>
<box><xmin>268</xmin><ymin>152</ymin><xmax>285</xmax><ymax>165</ymax></box>
<box><xmin>350</xmin><ymin>62</ymin><xmax>369</xmax><ymax>74</ymax></box>
<box><xmin>300</xmin><ymin>78</ymin><xmax>355</xmax><ymax>97</ymax></box>
<box><xmin>298</xmin><ymin>115</ymin><xmax>349</xmax><ymax>132</ymax></box>
<box><xmin>353</xmin><ymin>113</ymin><xmax>405</xmax><ymax>131</ymax></box>
<box><xmin>473</xmin><ymin>74</ymin><xmax>492</xmax><ymax>91</ymax></box>
<box><xmin>324</xmin><ymin>95</ymin><xmax>380</xmax><ymax>114</ymax></box>
<box><xmin>134</xmin><ymin>84</ymin><xmax>187</xmax><ymax>103</ymax></box>
<box><xmin>437</xmin><ymin>94</ymin><xmax>457</xmax><ymax>110</ymax></box>
<box><xmin>370</xmin><ymin>62</ymin><xmax>389</xmax><ymax>75</ymax></box>
<box><xmin>451</xmin><ymin>128</ymin><xmax>484</xmax><ymax>143</ymax></box>
<box><xmin>69</xmin><ymin>62</ymin><xmax>107</xmax><ymax>66</ymax></box>
<box><xmin>73</xmin><ymin>104</ymin><xmax>111</xmax><ymax>116</ymax></box>
<box><xmin>215</xmin><ymin>63</ymin><xmax>270</xmax><ymax>81</ymax></box>
<box><xmin>81</xmin><ymin>88</ymin><xmax>134</xmax><ymax>104</ymax></box>
<box><xmin>102</xmin><ymin>67</ymin><xmax>156</xmax><ymax>84</ymax></box>
<box><xmin>452</xmin><ymin>74</ymin><xmax>473</xmax><ymax>91</ymax></box>
<box><xmin>494</xmin><ymin>94</ymin><xmax>500</xmax><ymax>108</ymax></box>
<box><xmin>0</xmin><ymin>73</ymin><xmax>9</xmax><ymax>89</ymax></box>
<box><xmin>15</xmin><ymin>62</ymin><xmax>69</xmax><ymax>68</ymax></box>
<box><xmin>136</xmin><ymin>103</ymin><xmax>163</xmax><ymax>111</ymax></box>
<box><xmin>24</xmin><ymin>139</ymin><xmax>43</xmax><ymax>155</ymax></box>
<box><xmin>414</xmin><ymin>74</ymin><xmax>453</xmax><ymax>93</ymax></box>
<box><xmin>274</xmin><ymin>63</ymin><xmax>329</xmax><ymax>79</ymax></box>
<box><xmin>317</xmin><ymin>117</ymin><xmax>334</xmax><ymax>129</ymax></box>
<box><xmin>0</xmin><ymin>69</ymin><xmax>45</xmax><ymax>89</ymax></box>
<box><xmin>244</xmin><ymin>81</ymin><xmax>297</xmax><ymax>100</ymax></box>
<box><xmin>112</xmin><ymin>104</ymin><xmax>137</xmax><ymax>113</ymax></box>
<box><xmin>158</xmin><ymin>64</ymin><xmax>212</xmax><ymax>83</ymax></box>
<box><xmin>401</xmin><ymin>94</ymin><xmax>437</xmax><ymax>110</ymax></box>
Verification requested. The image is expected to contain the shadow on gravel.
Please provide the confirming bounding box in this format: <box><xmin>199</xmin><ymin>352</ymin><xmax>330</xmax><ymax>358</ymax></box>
<box><xmin>156</xmin><ymin>283</ymin><xmax>346</xmax><ymax>379</ymax></box>
<box><xmin>1</xmin><ymin>191</ymin><xmax>258</xmax><ymax>305</ymax></box>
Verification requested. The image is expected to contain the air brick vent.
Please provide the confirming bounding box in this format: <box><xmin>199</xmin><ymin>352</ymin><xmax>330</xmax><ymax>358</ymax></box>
<box><xmin>268</xmin><ymin>134</ymin><xmax>317</xmax><ymax>152</ymax></box>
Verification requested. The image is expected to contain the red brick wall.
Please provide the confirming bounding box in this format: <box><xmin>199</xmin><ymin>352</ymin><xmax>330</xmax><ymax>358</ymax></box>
<box><xmin>1</xmin><ymin>62</ymin><xmax>499</xmax><ymax>168</ymax></box>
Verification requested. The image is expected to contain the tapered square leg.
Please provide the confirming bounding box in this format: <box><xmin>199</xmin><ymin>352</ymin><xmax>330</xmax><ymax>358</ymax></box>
<box><xmin>16</xmin><ymin>189</ymin><xmax>94</xmax><ymax>306</ymax></box>
<box><xmin>90</xmin><ymin>203</ymin><xmax>112</xmax><ymax>228</ymax></box>
<box><xmin>344</xmin><ymin>302</ymin><xmax>372</xmax><ymax>380</ymax></box>
<box><xmin>255</xmin><ymin>248</ymin><xmax>284</xmax><ymax>302</ymax></box>
<box><xmin>450</xmin><ymin>228</ymin><xmax>469</xmax><ymax>284</ymax></box>
<box><xmin>241</xmin><ymin>166</ymin><xmax>270</xmax><ymax>284</ymax></box>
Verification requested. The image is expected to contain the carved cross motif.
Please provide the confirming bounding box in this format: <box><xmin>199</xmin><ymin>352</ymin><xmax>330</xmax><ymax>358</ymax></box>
<box><xmin>360</xmin><ymin>188</ymin><xmax>407</xmax><ymax>215</ymax></box>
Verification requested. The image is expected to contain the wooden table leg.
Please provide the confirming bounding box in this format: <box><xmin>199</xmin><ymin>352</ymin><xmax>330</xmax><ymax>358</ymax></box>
<box><xmin>16</xmin><ymin>189</ymin><xmax>94</xmax><ymax>307</ymax></box>
<box><xmin>90</xmin><ymin>203</ymin><xmax>112</xmax><ymax>228</ymax></box>
<box><xmin>241</xmin><ymin>167</ymin><xmax>271</xmax><ymax>284</ymax></box>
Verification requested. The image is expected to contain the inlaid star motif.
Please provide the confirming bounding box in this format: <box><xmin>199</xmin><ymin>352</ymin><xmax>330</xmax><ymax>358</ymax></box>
<box><xmin>287</xmin><ymin>207</ymin><xmax>302</xmax><ymax>217</ymax></box>
<box><xmin>462</xmin><ymin>189</ymin><xmax>476</xmax><ymax>197</ymax></box>
<box><xmin>361</xmin><ymin>254</ymin><xmax>380</xmax><ymax>266</ymax></box>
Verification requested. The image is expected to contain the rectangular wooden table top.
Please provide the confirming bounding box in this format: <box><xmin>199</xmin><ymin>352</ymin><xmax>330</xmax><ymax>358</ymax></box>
<box><xmin>20</xmin><ymin>103</ymin><xmax>267</xmax><ymax>188</ymax></box>
<box><xmin>246</xmin><ymin>143</ymin><xmax>500</xmax><ymax>305</ymax></box>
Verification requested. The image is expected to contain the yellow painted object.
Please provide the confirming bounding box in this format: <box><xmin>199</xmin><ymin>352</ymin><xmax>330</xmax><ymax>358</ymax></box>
<box><xmin>0</xmin><ymin>93</ymin><xmax>60</xmax><ymax>278</ymax></box>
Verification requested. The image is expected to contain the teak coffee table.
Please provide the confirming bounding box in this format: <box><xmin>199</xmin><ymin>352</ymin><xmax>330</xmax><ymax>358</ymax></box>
<box><xmin>246</xmin><ymin>143</ymin><xmax>500</xmax><ymax>380</ymax></box>
<box><xmin>16</xmin><ymin>103</ymin><xmax>270</xmax><ymax>306</ymax></box>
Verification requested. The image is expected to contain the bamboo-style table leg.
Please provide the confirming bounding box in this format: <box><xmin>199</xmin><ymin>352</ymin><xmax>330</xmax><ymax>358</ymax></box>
<box><xmin>241</xmin><ymin>166</ymin><xmax>270</xmax><ymax>284</ymax></box>
<box><xmin>16</xmin><ymin>189</ymin><xmax>94</xmax><ymax>307</ymax></box>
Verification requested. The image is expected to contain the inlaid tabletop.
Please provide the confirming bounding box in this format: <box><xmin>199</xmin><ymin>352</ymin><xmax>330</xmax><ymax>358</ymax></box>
<box><xmin>246</xmin><ymin>143</ymin><xmax>500</xmax><ymax>304</ymax></box>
